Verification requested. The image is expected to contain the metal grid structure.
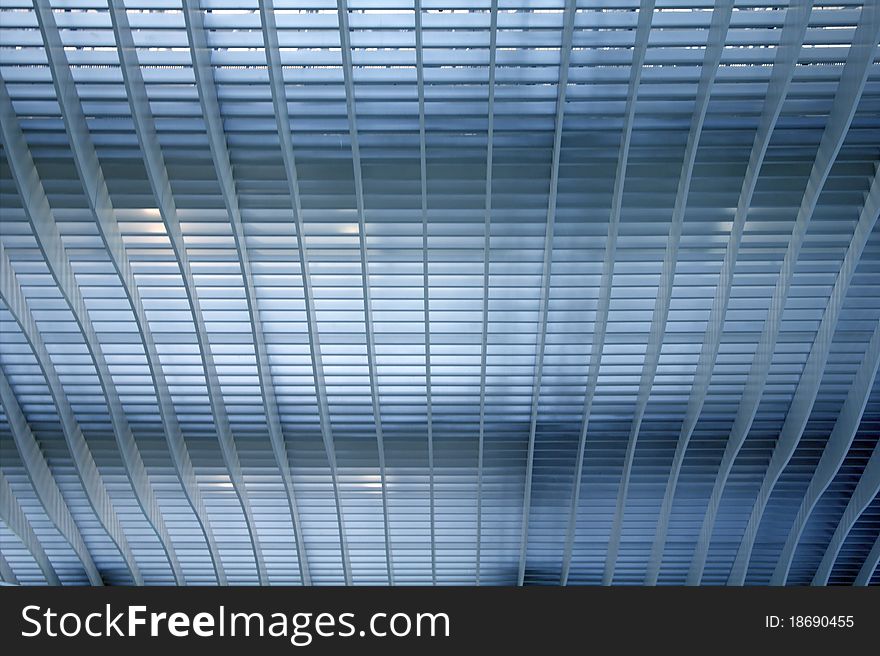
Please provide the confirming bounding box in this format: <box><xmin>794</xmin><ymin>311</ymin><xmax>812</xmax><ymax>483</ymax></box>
<box><xmin>0</xmin><ymin>0</ymin><xmax>878</xmax><ymax>586</ymax></box>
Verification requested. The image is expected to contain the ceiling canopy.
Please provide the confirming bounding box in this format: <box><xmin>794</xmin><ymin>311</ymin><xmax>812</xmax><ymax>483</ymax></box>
<box><xmin>0</xmin><ymin>0</ymin><xmax>879</xmax><ymax>586</ymax></box>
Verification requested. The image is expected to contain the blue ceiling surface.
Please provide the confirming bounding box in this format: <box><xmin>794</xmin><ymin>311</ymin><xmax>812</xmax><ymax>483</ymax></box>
<box><xmin>0</xmin><ymin>0</ymin><xmax>878</xmax><ymax>586</ymax></box>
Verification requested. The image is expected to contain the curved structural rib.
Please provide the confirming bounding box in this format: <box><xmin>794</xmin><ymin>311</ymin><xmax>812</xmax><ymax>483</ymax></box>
<box><xmin>414</xmin><ymin>0</ymin><xmax>437</xmax><ymax>585</ymax></box>
<box><xmin>179</xmin><ymin>0</ymin><xmax>310</xmax><ymax>584</ymax></box>
<box><xmin>730</xmin><ymin>167</ymin><xmax>880</xmax><ymax>585</ymax></box>
<box><xmin>645</xmin><ymin>0</ymin><xmax>814</xmax><ymax>586</ymax></box>
<box><xmin>108</xmin><ymin>0</ymin><xmax>231</xmax><ymax>585</ymax></box>
<box><xmin>602</xmin><ymin>0</ymin><xmax>733</xmax><ymax>585</ymax></box>
<box><xmin>336</xmin><ymin>0</ymin><xmax>394</xmax><ymax>584</ymax></box>
<box><xmin>0</xmin><ymin>471</ymin><xmax>60</xmax><ymax>585</ymax></box>
<box><xmin>106</xmin><ymin>0</ymin><xmax>270</xmax><ymax>584</ymax></box>
<box><xmin>104</xmin><ymin>0</ymin><xmax>227</xmax><ymax>586</ymax></box>
<box><xmin>855</xmin><ymin>533</ymin><xmax>880</xmax><ymax>586</ymax></box>
<box><xmin>26</xmin><ymin>0</ymin><xmax>228</xmax><ymax>585</ymax></box>
<box><xmin>475</xmin><ymin>0</ymin><xmax>499</xmax><ymax>585</ymax></box>
<box><xmin>8</xmin><ymin>8</ymin><xmax>185</xmax><ymax>583</ymax></box>
<box><xmin>0</xmin><ymin>244</ymin><xmax>142</xmax><ymax>584</ymax></box>
<box><xmin>560</xmin><ymin>0</ymin><xmax>655</xmax><ymax>586</ymax></box>
<box><xmin>0</xmin><ymin>366</ymin><xmax>102</xmax><ymax>585</ymax></box>
<box><xmin>518</xmin><ymin>0</ymin><xmax>576</xmax><ymax>587</ymax></box>
<box><xmin>771</xmin><ymin>318</ymin><xmax>880</xmax><ymax>585</ymax></box>
<box><xmin>812</xmin><ymin>434</ymin><xmax>880</xmax><ymax>585</ymax></box>
<box><xmin>0</xmin><ymin>551</ymin><xmax>16</xmax><ymax>585</ymax></box>
<box><xmin>258</xmin><ymin>0</ymin><xmax>352</xmax><ymax>584</ymax></box>
<box><xmin>686</xmin><ymin>2</ymin><xmax>880</xmax><ymax>586</ymax></box>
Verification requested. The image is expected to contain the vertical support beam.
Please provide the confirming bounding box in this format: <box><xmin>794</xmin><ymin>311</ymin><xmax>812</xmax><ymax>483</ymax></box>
<box><xmin>0</xmin><ymin>244</ymin><xmax>142</xmax><ymax>584</ymax></box>
<box><xmin>729</xmin><ymin>167</ymin><xmax>880</xmax><ymax>585</ymax></box>
<box><xmin>476</xmin><ymin>0</ymin><xmax>499</xmax><ymax>586</ymax></box>
<box><xmin>517</xmin><ymin>0</ymin><xmax>576</xmax><ymax>587</ymax></box>
<box><xmin>177</xmin><ymin>0</ymin><xmax>310</xmax><ymax>585</ymax></box>
<box><xmin>772</xmin><ymin>319</ymin><xmax>880</xmax><ymax>585</ymax></box>
<box><xmin>687</xmin><ymin>4</ymin><xmax>880</xmax><ymax>585</ymax></box>
<box><xmin>812</xmin><ymin>436</ymin><xmax>880</xmax><ymax>585</ymax></box>
<box><xmin>336</xmin><ymin>0</ymin><xmax>394</xmax><ymax>584</ymax></box>
<box><xmin>414</xmin><ymin>0</ymin><xmax>437</xmax><ymax>586</ymax></box>
<box><xmin>560</xmin><ymin>0</ymin><xmax>655</xmax><ymax>586</ymax></box>
<box><xmin>0</xmin><ymin>366</ymin><xmax>102</xmax><ymax>585</ymax></box>
<box><xmin>855</xmin><ymin>533</ymin><xmax>880</xmax><ymax>586</ymax></box>
<box><xmin>12</xmin><ymin>5</ymin><xmax>186</xmax><ymax>583</ymax></box>
<box><xmin>257</xmin><ymin>0</ymin><xmax>351</xmax><ymax>585</ymax></box>
<box><xmin>602</xmin><ymin>0</ymin><xmax>733</xmax><ymax>585</ymax></box>
<box><xmin>645</xmin><ymin>0</ymin><xmax>814</xmax><ymax>585</ymax></box>
<box><xmin>0</xmin><ymin>471</ymin><xmax>61</xmax><ymax>585</ymax></box>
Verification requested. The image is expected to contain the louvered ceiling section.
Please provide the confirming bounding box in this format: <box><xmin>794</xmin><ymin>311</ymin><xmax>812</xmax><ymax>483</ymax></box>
<box><xmin>0</xmin><ymin>0</ymin><xmax>879</xmax><ymax>587</ymax></box>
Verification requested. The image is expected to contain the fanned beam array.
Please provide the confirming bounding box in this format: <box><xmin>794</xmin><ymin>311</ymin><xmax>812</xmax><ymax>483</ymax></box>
<box><xmin>0</xmin><ymin>0</ymin><xmax>878</xmax><ymax>586</ymax></box>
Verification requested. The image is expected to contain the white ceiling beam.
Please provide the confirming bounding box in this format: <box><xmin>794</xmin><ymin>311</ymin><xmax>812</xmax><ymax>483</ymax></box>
<box><xmin>0</xmin><ymin>364</ymin><xmax>102</xmax><ymax>585</ymax></box>
<box><xmin>560</xmin><ymin>0</ymin><xmax>655</xmax><ymax>586</ymax></box>
<box><xmin>107</xmin><ymin>0</ymin><xmax>270</xmax><ymax>585</ymax></box>
<box><xmin>645</xmin><ymin>0</ymin><xmax>815</xmax><ymax>586</ymax></box>
<box><xmin>0</xmin><ymin>471</ymin><xmax>60</xmax><ymax>585</ymax></box>
<box><xmin>179</xmin><ymin>0</ymin><xmax>310</xmax><ymax>585</ymax></box>
<box><xmin>258</xmin><ymin>0</ymin><xmax>351</xmax><ymax>585</ymax></box>
<box><xmin>476</xmin><ymin>0</ymin><xmax>499</xmax><ymax>586</ymax></box>
<box><xmin>30</xmin><ymin>0</ymin><xmax>225</xmax><ymax>584</ymax></box>
<box><xmin>855</xmin><ymin>533</ymin><xmax>880</xmax><ymax>586</ymax></box>
<box><xmin>687</xmin><ymin>1</ymin><xmax>880</xmax><ymax>585</ymax></box>
<box><xmin>772</xmin><ymin>318</ymin><xmax>880</xmax><ymax>585</ymax></box>
<box><xmin>812</xmin><ymin>430</ymin><xmax>880</xmax><ymax>585</ymax></box>
<box><xmin>414</xmin><ymin>0</ymin><xmax>437</xmax><ymax>586</ymax></box>
<box><xmin>603</xmin><ymin>0</ymin><xmax>733</xmax><ymax>586</ymax></box>
<box><xmin>0</xmin><ymin>243</ymin><xmax>142</xmax><ymax>584</ymax></box>
<box><xmin>28</xmin><ymin>1</ymin><xmax>186</xmax><ymax>584</ymax></box>
<box><xmin>517</xmin><ymin>0</ymin><xmax>577</xmax><ymax>587</ymax></box>
<box><xmin>337</xmin><ymin>0</ymin><xmax>394</xmax><ymax>584</ymax></box>
<box><xmin>729</xmin><ymin>166</ymin><xmax>880</xmax><ymax>585</ymax></box>
<box><xmin>105</xmin><ymin>0</ymin><xmax>229</xmax><ymax>585</ymax></box>
<box><xmin>0</xmin><ymin>551</ymin><xmax>16</xmax><ymax>585</ymax></box>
